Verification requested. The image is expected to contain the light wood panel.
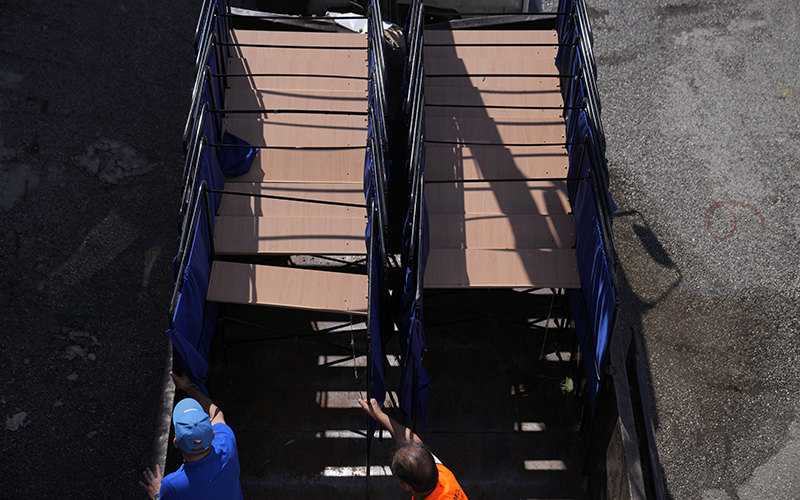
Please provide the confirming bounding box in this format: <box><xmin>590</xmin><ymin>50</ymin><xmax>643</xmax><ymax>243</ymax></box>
<box><xmin>230</xmin><ymin>45</ymin><xmax>367</xmax><ymax>63</ymax></box>
<box><xmin>230</xmin><ymin>29</ymin><xmax>367</xmax><ymax>48</ymax></box>
<box><xmin>213</xmin><ymin>216</ymin><xmax>365</xmax><ymax>255</ymax></box>
<box><xmin>426</xmin><ymin>116</ymin><xmax>564</xmax><ymax>145</ymax></box>
<box><xmin>226</xmin><ymin>55</ymin><xmax>367</xmax><ymax>79</ymax></box>
<box><xmin>222</xmin><ymin>114</ymin><xmax>367</xmax><ymax>148</ymax></box>
<box><xmin>225</xmin><ymin>58</ymin><xmax>367</xmax><ymax>91</ymax></box>
<box><xmin>226</xmin><ymin>148</ymin><xmax>364</xmax><ymax>183</ymax></box>
<box><xmin>428</xmin><ymin>214</ymin><xmax>575</xmax><ymax>249</ymax></box>
<box><xmin>207</xmin><ymin>261</ymin><xmax>367</xmax><ymax>314</ymax></box>
<box><xmin>424</xmin><ymin>76</ymin><xmax>559</xmax><ymax>90</ymax></box>
<box><xmin>425</xmin><ymin>106</ymin><xmax>564</xmax><ymax>119</ymax></box>
<box><xmin>424</xmin><ymin>248</ymin><xmax>579</xmax><ymax>288</ymax></box>
<box><xmin>424</xmin><ymin>45</ymin><xmax>557</xmax><ymax>61</ymax></box>
<box><xmin>225</xmin><ymin>88</ymin><xmax>367</xmax><ymax>113</ymax></box>
<box><xmin>425</xmin><ymin>145</ymin><xmax>569</xmax><ymax>181</ymax></box>
<box><xmin>424</xmin><ymin>30</ymin><xmax>558</xmax><ymax>46</ymax></box>
<box><xmin>426</xmin><ymin>181</ymin><xmax>571</xmax><ymax>215</ymax></box>
<box><xmin>218</xmin><ymin>182</ymin><xmax>365</xmax><ymax>218</ymax></box>
<box><xmin>425</xmin><ymin>57</ymin><xmax>558</xmax><ymax>76</ymax></box>
<box><xmin>425</xmin><ymin>86</ymin><xmax>563</xmax><ymax>108</ymax></box>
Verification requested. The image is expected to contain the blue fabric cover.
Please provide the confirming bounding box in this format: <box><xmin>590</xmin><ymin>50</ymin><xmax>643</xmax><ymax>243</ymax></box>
<box><xmin>167</xmin><ymin>196</ymin><xmax>216</xmax><ymax>396</ymax></box>
<box><xmin>364</xmin><ymin>72</ymin><xmax>388</xmax><ymax>420</ymax></box>
<box><xmin>217</xmin><ymin>131</ymin><xmax>259</xmax><ymax>179</ymax></box>
<box><xmin>568</xmin><ymin>177</ymin><xmax>616</xmax><ymax>410</ymax></box>
<box><xmin>395</xmin><ymin>194</ymin><xmax>430</xmax><ymax>429</ymax></box>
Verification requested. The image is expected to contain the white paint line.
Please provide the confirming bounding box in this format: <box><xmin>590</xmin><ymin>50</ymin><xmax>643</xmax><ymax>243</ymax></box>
<box><xmin>313</xmin><ymin>321</ymin><xmax>367</xmax><ymax>332</ymax></box>
<box><xmin>514</xmin><ymin>422</ymin><xmax>546</xmax><ymax>432</ymax></box>
<box><xmin>544</xmin><ymin>352</ymin><xmax>571</xmax><ymax>362</ymax></box>
<box><xmin>317</xmin><ymin>354</ymin><xmax>400</xmax><ymax>368</ymax></box>
<box><xmin>315</xmin><ymin>391</ymin><xmax>398</xmax><ymax>408</ymax></box>
<box><xmin>524</xmin><ymin>460</ymin><xmax>567</xmax><ymax>471</ymax></box>
<box><xmin>322</xmin><ymin>466</ymin><xmax>393</xmax><ymax>477</ymax></box>
<box><xmin>314</xmin><ymin>430</ymin><xmax>393</xmax><ymax>439</ymax></box>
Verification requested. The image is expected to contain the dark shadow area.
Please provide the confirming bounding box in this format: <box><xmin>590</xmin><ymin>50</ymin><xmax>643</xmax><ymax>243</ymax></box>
<box><xmin>632</xmin><ymin>223</ymin><xmax>676</xmax><ymax>269</ymax></box>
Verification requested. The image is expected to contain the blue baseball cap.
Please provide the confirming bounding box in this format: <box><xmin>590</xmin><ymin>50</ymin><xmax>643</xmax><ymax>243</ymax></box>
<box><xmin>173</xmin><ymin>398</ymin><xmax>213</xmax><ymax>453</ymax></box>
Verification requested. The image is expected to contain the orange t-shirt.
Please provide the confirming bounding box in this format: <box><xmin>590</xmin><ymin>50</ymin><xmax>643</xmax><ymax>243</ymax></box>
<box><xmin>422</xmin><ymin>464</ymin><xmax>467</xmax><ymax>500</ymax></box>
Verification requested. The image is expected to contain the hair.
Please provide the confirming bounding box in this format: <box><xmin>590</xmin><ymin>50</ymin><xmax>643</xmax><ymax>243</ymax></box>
<box><xmin>391</xmin><ymin>441</ymin><xmax>439</xmax><ymax>495</ymax></box>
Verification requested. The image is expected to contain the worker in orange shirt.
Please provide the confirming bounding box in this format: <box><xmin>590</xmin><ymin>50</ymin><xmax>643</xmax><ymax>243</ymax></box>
<box><xmin>358</xmin><ymin>398</ymin><xmax>467</xmax><ymax>500</ymax></box>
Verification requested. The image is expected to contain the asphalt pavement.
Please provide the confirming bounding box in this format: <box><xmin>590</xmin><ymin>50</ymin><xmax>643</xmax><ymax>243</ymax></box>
<box><xmin>0</xmin><ymin>1</ymin><xmax>200</xmax><ymax>498</ymax></box>
<box><xmin>1</xmin><ymin>1</ymin><xmax>798</xmax><ymax>499</ymax></box>
<box><xmin>551</xmin><ymin>0</ymin><xmax>800</xmax><ymax>498</ymax></box>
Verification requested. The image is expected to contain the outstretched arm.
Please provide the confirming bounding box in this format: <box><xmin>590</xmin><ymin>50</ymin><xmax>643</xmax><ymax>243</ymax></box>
<box><xmin>358</xmin><ymin>397</ymin><xmax>422</xmax><ymax>445</ymax></box>
<box><xmin>170</xmin><ymin>371</ymin><xmax>226</xmax><ymax>426</ymax></box>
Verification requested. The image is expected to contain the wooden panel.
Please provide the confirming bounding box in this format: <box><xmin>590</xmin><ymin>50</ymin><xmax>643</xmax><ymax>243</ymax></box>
<box><xmin>231</xmin><ymin>29</ymin><xmax>367</xmax><ymax>48</ymax></box>
<box><xmin>424</xmin><ymin>45</ymin><xmax>557</xmax><ymax>61</ymax></box>
<box><xmin>214</xmin><ymin>216</ymin><xmax>365</xmax><ymax>255</ymax></box>
<box><xmin>218</xmin><ymin>182</ymin><xmax>365</xmax><ymax>218</ymax></box>
<box><xmin>425</xmin><ymin>106</ymin><xmax>564</xmax><ymax>119</ymax></box>
<box><xmin>424</xmin><ymin>76</ymin><xmax>559</xmax><ymax>90</ymax></box>
<box><xmin>225</xmin><ymin>57</ymin><xmax>367</xmax><ymax>91</ymax></box>
<box><xmin>230</xmin><ymin>45</ymin><xmax>367</xmax><ymax>63</ymax></box>
<box><xmin>424</xmin><ymin>248</ymin><xmax>580</xmax><ymax>288</ymax></box>
<box><xmin>429</xmin><ymin>214</ymin><xmax>575</xmax><ymax>249</ymax></box>
<box><xmin>425</xmin><ymin>57</ymin><xmax>557</xmax><ymax>76</ymax></box>
<box><xmin>426</xmin><ymin>181</ymin><xmax>571</xmax><ymax>215</ymax></box>
<box><xmin>226</xmin><ymin>148</ymin><xmax>364</xmax><ymax>183</ymax></box>
<box><xmin>207</xmin><ymin>261</ymin><xmax>367</xmax><ymax>314</ymax></box>
<box><xmin>426</xmin><ymin>116</ymin><xmax>564</xmax><ymax>145</ymax></box>
<box><xmin>425</xmin><ymin>145</ymin><xmax>569</xmax><ymax>181</ymax></box>
<box><xmin>424</xmin><ymin>30</ymin><xmax>558</xmax><ymax>46</ymax></box>
<box><xmin>225</xmin><ymin>88</ymin><xmax>367</xmax><ymax>113</ymax></box>
<box><xmin>222</xmin><ymin>114</ymin><xmax>367</xmax><ymax>148</ymax></box>
<box><xmin>226</xmin><ymin>55</ymin><xmax>367</xmax><ymax>79</ymax></box>
<box><xmin>425</xmin><ymin>86</ymin><xmax>562</xmax><ymax>108</ymax></box>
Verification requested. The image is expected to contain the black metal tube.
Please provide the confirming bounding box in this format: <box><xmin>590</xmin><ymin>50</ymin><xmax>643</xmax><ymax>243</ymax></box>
<box><xmin>426</xmin><ymin>140</ymin><xmax>582</xmax><ymax>146</ymax></box>
<box><xmin>427</xmin><ymin>103</ymin><xmax>582</xmax><ymax>110</ymax></box>
<box><xmin>218</xmin><ymin>12</ymin><xmax>368</xmax><ymax>19</ymax></box>
<box><xmin>207</xmin><ymin>143</ymin><xmax>365</xmax><ymax>150</ymax></box>
<box><xmin>215</xmin><ymin>73</ymin><xmax>369</xmax><ymax>80</ymax></box>
<box><xmin>424</xmin><ymin>176</ymin><xmax>586</xmax><ymax>183</ymax></box>
<box><xmin>216</xmin><ymin>42</ymin><xmax>366</xmax><ymax>49</ymax></box>
<box><xmin>206</xmin><ymin>188</ymin><xmax>368</xmax><ymax>209</ymax></box>
<box><xmin>210</xmin><ymin>109</ymin><xmax>368</xmax><ymax>116</ymax></box>
<box><xmin>426</xmin><ymin>73</ymin><xmax>574</xmax><ymax>78</ymax></box>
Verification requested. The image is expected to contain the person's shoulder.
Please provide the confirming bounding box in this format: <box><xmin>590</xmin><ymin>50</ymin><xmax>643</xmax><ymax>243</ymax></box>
<box><xmin>212</xmin><ymin>422</ymin><xmax>235</xmax><ymax>435</ymax></box>
<box><xmin>212</xmin><ymin>422</ymin><xmax>238</xmax><ymax>448</ymax></box>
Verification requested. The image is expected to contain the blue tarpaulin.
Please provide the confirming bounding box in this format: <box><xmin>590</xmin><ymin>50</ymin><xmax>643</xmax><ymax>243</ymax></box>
<box><xmin>168</xmin><ymin>86</ymin><xmax>257</xmax><ymax>393</ymax></box>
<box><xmin>567</xmin><ymin>177</ymin><xmax>616</xmax><ymax>409</ymax></box>
<box><xmin>559</xmin><ymin>1</ymin><xmax>618</xmax><ymax>411</ymax></box>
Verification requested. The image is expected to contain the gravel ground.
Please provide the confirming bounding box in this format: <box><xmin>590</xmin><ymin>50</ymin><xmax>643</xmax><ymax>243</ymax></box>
<box><xmin>0</xmin><ymin>1</ymin><xmax>200</xmax><ymax>498</ymax></box>
<box><xmin>540</xmin><ymin>0</ymin><xmax>800</xmax><ymax>498</ymax></box>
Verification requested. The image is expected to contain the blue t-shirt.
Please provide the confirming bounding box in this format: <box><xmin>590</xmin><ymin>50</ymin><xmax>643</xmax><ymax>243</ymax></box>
<box><xmin>160</xmin><ymin>423</ymin><xmax>244</xmax><ymax>500</ymax></box>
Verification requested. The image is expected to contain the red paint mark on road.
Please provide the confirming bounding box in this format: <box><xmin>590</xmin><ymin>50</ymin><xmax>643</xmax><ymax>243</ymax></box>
<box><xmin>705</xmin><ymin>201</ymin><xmax>765</xmax><ymax>241</ymax></box>
<box><xmin>25</xmin><ymin>133</ymin><xmax>39</xmax><ymax>155</ymax></box>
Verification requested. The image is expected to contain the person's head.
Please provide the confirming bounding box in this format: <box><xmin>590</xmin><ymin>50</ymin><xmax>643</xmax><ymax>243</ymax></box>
<box><xmin>172</xmin><ymin>398</ymin><xmax>214</xmax><ymax>460</ymax></box>
<box><xmin>391</xmin><ymin>440</ymin><xmax>438</xmax><ymax>497</ymax></box>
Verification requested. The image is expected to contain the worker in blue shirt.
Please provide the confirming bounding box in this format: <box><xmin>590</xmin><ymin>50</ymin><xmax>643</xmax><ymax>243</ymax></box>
<box><xmin>140</xmin><ymin>371</ymin><xmax>243</xmax><ymax>500</ymax></box>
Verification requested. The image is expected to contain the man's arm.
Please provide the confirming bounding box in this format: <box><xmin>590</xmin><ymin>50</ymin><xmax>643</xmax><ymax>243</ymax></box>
<box><xmin>170</xmin><ymin>371</ymin><xmax>226</xmax><ymax>426</ymax></box>
<box><xmin>358</xmin><ymin>397</ymin><xmax>422</xmax><ymax>445</ymax></box>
